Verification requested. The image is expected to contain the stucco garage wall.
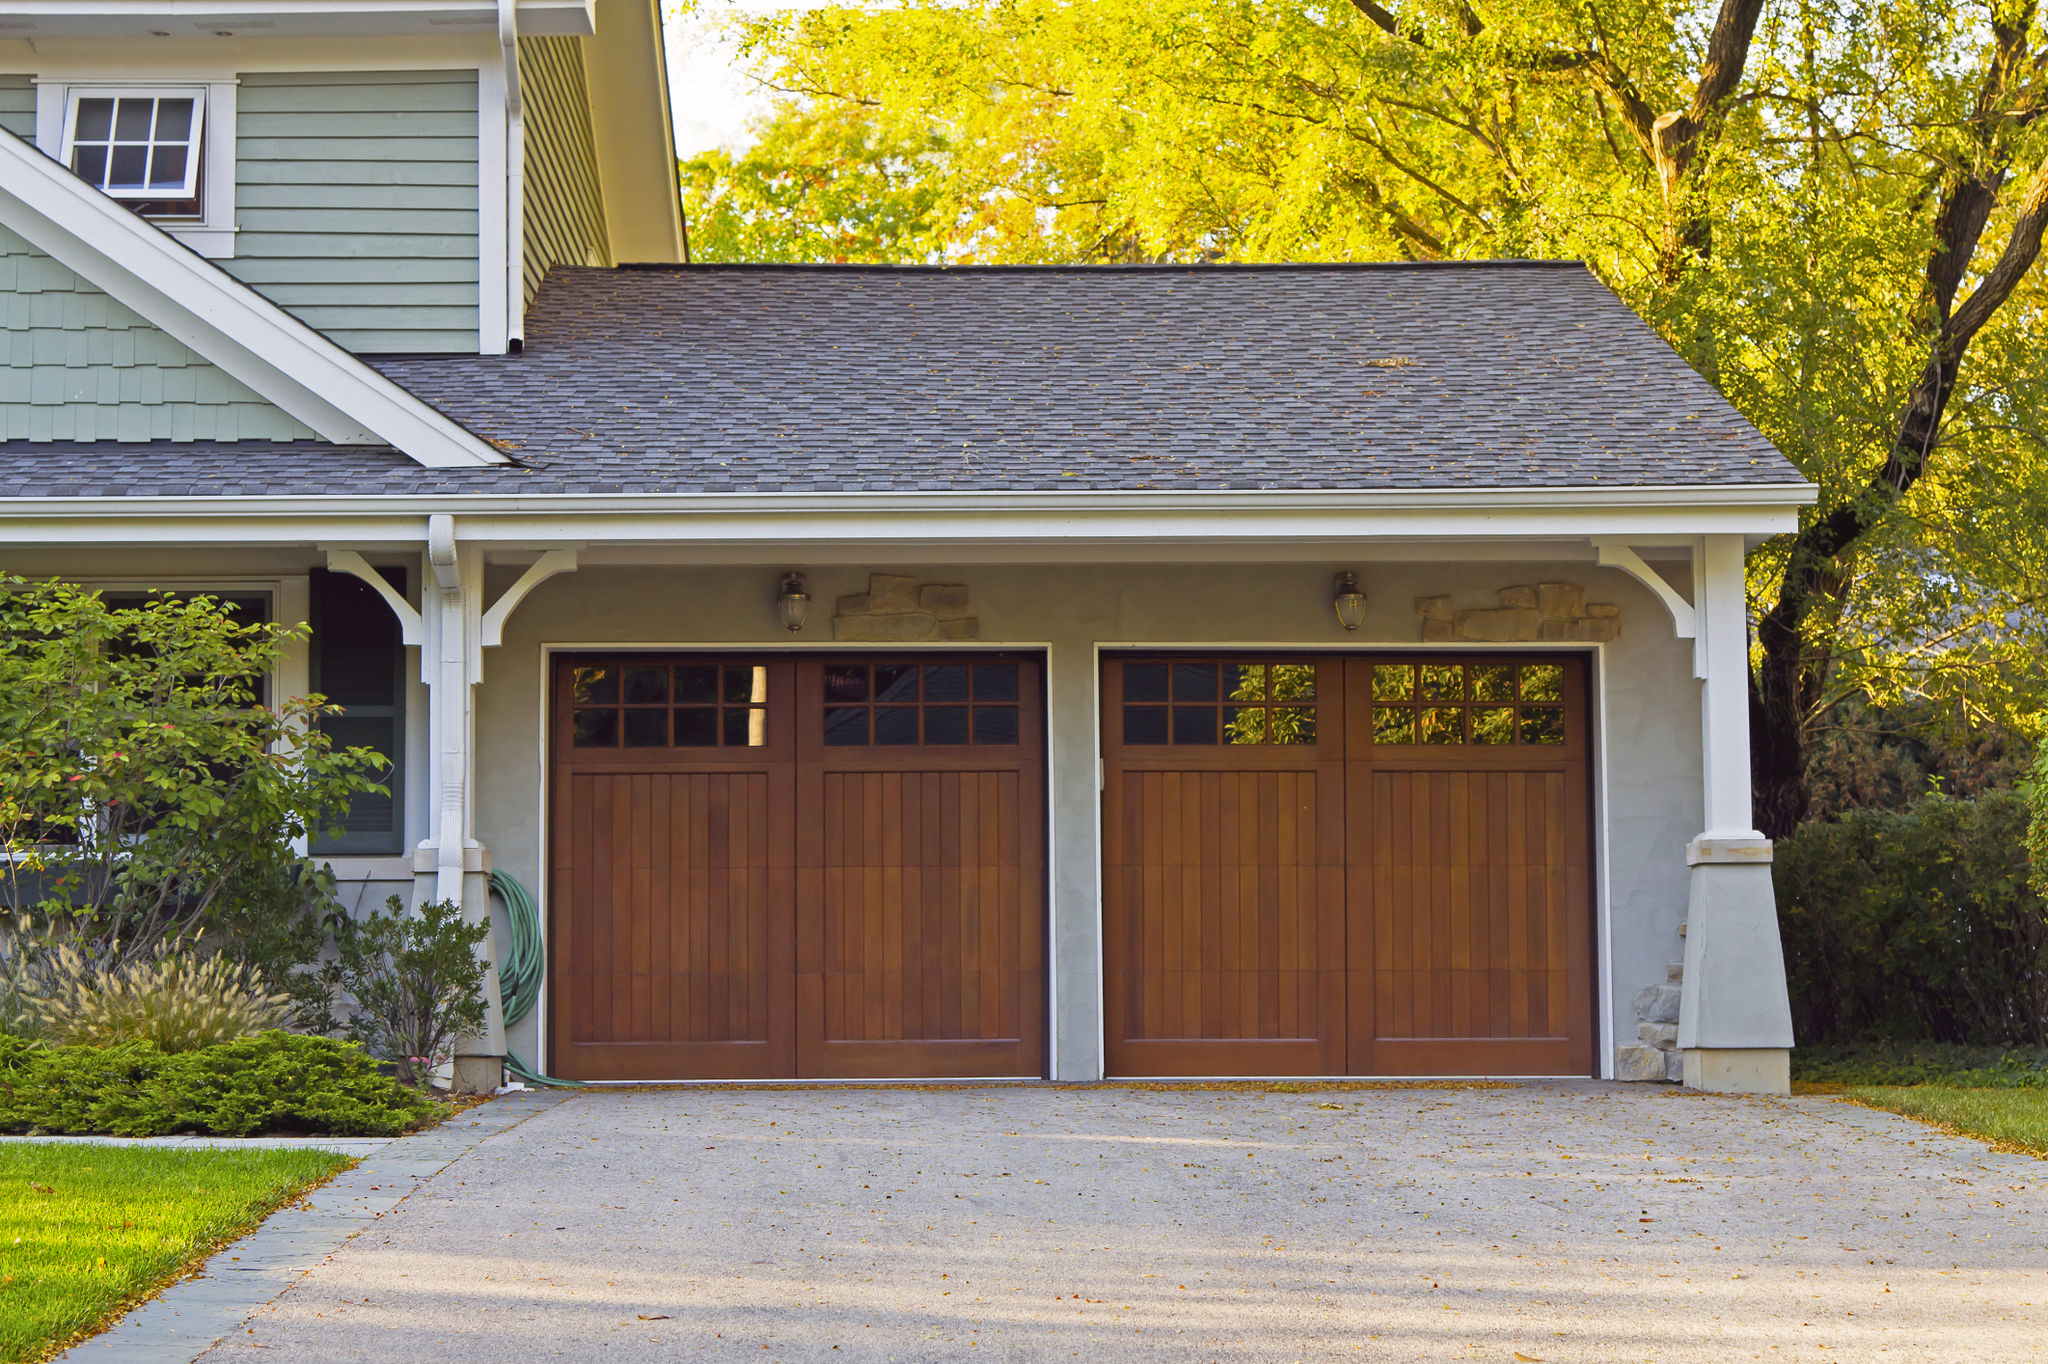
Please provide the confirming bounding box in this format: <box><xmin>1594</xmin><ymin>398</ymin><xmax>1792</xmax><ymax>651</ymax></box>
<box><xmin>476</xmin><ymin>557</ymin><xmax>1702</xmax><ymax>1082</ymax></box>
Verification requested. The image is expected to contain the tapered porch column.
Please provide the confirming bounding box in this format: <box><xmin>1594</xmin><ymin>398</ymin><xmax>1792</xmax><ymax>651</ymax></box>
<box><xmin>1677</xmin><ymin>534</ymin><xmax>1794</xmax><ymax>1094</ymax></box>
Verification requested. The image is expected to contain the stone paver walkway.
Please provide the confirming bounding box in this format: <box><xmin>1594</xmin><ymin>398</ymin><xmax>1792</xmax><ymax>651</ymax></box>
<box><xmin>55</xmin><ymin>1090</ymin><xmax>574</xmax><ymax>1364</ymax></box>
<box><xmin>155</xmin><ymin>1082</ymin><xmax>2048</xmax><ymax>1362</ymax></box>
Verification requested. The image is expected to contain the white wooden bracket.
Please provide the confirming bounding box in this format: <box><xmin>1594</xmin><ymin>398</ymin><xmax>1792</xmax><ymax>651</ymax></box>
<box><xmin>323</xmin><ymin>548</ymin><xmax>424</xmax><ymax>647</ymax></box>
<box><xmin>481</xmin><ymin>548</ymin><xmax>579</xmax><ymax>649</ymax></box>
<box><xmin>1593</xmin><ymin>539</ymin><xmax>1703</xmax><ymax>680</ymax></box>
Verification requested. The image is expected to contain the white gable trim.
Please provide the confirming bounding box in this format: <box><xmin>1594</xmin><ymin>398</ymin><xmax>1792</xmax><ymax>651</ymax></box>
<box><xmin>0</xmin><ymin>129</ymin><xmax>506</xmax><ymax>468</ymax></box>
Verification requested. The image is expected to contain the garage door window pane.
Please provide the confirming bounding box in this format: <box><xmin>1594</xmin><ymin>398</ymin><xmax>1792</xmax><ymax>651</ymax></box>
<box><xmin>1222</xmin><ymin>663</ymin><xmax>1264</xmax><ymax>701</ymax></box>
<box><xmin>1271</xmin><ymin>663</ymin><xmax>1315</xmax><ymax>702</ymax></box>
<box><xmin>924</xmin><ymin>664</ymin><xmax>969</xmax><ymax>701</ymax></box>
<box><xmin>874</xmin><ymin>707</ymin><xmax>920</xmax><ymax>745</ymax></box>
<box><xmin>1173</xmin><ymin>706</ymin><xmax>1217</xmax><ymax>745</ymax></box>
<box><xmin>974</xmin><ymin>705</ymin><xmax>1020</xmax><ymax>746</ymax></box>
<box><xmin>925</xmin><ymin>705</ymin><xmax>968</xmax><ymax>745</ymax></box>
<box><xmin>973</xmin><ymin>663</ymin><xmax>1019</xmax><ymax>701</ymax></box>
<box><xmin>825</xmin><ymin>666</ymin><xmax>869</xmax><ymax>702</ymax></box>
<box><xmin>1421</xmin><ymin>664</ymin><xmax>1464</xmax><ymax>701</ymax></box>
<box><xmin>1520</xmin><ymin>707</ymin><xmax>1565</xmax><ymax>744</ymax></box>
<box><xmin>1373</xmin><ymin>707</ymin><xmax>1415</xmax><ymax>745</ymax></box>
<box><xmin>572</xmin><ymin>708</ymin><xmax>618</xmax><ymax>747</ymax></box>
<box><xmin>1124</xmin><ymin>705</ymin><xmax>1168</xmax><ymax>745</ymax></box>
<box><xmin>675</xmin><ymin>665</ymin><xmax>718</xmax><ymax>704</ymax></box>
<box><xmin>725</xmin><ymin>707</ymin><xmax>768</xmax><ymax>747</ymax></box>
<box><xmin>674</xmin><ymin>707</ymin><xmax>718</xmax><ymax>746</ymax></box>
<box><xmin>726</xmin><ymin>665</ymin><xmax>769</xmax><ymax>704</ymax></box>
<box><xmin>1271</xmin><ymin>707</ymin><xmax>1317</xmax><ymax>745</ymax></box>
<box><xmin>1421</xmin><ymin>707</ymin><xmax>1464</xmax><ymax>744</ymax></box>
<box><xmin>1471</xmin><ymin>707</ymin><xmax>1515</xmax><ymax>744</ymax></box>
<box><xmin>825</xmin><ymin>707</ymin><xmax>869</xmax><ymax>745</ymax></box>
<box><xmin>1223</xmin><ymin>705</ymin><xmax>1266</xmax><ymax>744</ymax></box>
<box><xmin>623</xmin><ymin>667</ymin><xmax>669</xmax><ymax>705</ymax></box>
<box><xmin>573</xmin><ymin>667</ymin><xmax>618</xmax><ymax>705</ymax></box>
<box><xmin>1472</xmin><ymin>665</ymin><xmax>1515</xmax><ymax>703</ymax></box>
<box><xmin>1172</xmin><ymin>663</ymin><xmax>1218</xmax><ymax>701</ymax></box>
<box><xmin>1125</xmin><ymin>664</ymin><xmax>1168</xmax><ymax>702</ymax></box>
<box><xmin>1520</xmin><ymin>664</ymin><xmax>1563</xmax><ymax>702</ymax></box>
<box><xmin>1373</xmin><ymin>664</ymin><xmax>1414</xmax><ymax>701</ymax></box>
<box><xmin>875</xmin><ymin>664</ymin><xmax>919</xmax><ymax>703</ymax></box>
<box><xmin>623</xmin><ymin>709</ymin><xmax>668</xmax><ymax>747</ymax></box>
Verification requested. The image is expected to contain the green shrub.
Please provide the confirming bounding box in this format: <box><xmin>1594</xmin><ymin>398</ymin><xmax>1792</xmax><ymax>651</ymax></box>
<box><xmin>27</xmin><ymin>944</ymin><xmax>294</xmax><ymax>1051</ymax></box>
<box><xmin>323</xmin><ymin>897</ymin><xmax>489</xmax><ymax>1089</ymax></box>
<box><xmin>1776</xmin><ymin>789</ymin><xmax>2048</xmax><ymax>1046</ymax></box>
<box><xmin>1791</xmin><ymin>1041</ymin><xmax>2048</xmax><ymax>1087</ymax></box>
<box><xmin>0</xmin><ymin>1031</ymin><xmax>436</xmax><ymax>1137</ymax></box>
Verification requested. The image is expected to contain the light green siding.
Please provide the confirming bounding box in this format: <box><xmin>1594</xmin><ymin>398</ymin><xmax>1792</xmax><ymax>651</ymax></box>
<box><xmin>0</xmin><ymin>75</ymin><xmax>32</xmax><ymax>140</ymax></box>
<box><xmin>228</xmin><ymin>70</ymin><xmax>480</xmax><ymax>354</ymax></box>
<box><xmin>0</xmin><ymin>225</ymin><xmax>316</xmax><ymax>442</ymax></box>
<box><xmin>519</xmin><ymin>36</ymin><xmax>610</xmax><ymax>309</ymax></box>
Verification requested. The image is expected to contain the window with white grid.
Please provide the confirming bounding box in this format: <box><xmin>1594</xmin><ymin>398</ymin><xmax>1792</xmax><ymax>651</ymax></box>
<box><xmin>61</xmin><ymin>88</ymin><xmax>207</xmax><ymax>212</ymax></box>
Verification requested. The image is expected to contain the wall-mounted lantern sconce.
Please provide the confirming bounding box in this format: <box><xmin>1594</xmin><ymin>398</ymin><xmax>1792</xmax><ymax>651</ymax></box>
<box><xmin>1332</xmin><ymin>571</ymin><xmax>1367</xmax><ymax>632</ymax></box>
<box><xmin>776</xmin><ymin>572</ymin><xmax>810</xmax><ymax>633</ymax></box>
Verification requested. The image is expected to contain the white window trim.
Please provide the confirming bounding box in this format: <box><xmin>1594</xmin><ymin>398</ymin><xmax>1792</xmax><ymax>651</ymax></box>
<box><xmin>34</xmin><ymin>77</ymin><xmax>238</xmax><ymax>259</ymax></box>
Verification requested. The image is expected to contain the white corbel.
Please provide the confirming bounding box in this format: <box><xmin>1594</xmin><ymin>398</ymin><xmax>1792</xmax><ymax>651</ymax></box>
<box><xmin>481</xmin><ymin>548</ymin><xmax>579</xmax><ymax>650</ymax></box>
<box><xmin>427</xmin><ymin>513</ymin><xmax>462</xmax><ymax>592</ymax></box>
<box><xmin>1593</xmin><ymin>540</ymin><xmax>1697</xmax><ymax>639</ymax></box>
<box><xmin>322</xmin><ymin>549</ymin><xmax>423</xmax><ymax>646</ymax></box>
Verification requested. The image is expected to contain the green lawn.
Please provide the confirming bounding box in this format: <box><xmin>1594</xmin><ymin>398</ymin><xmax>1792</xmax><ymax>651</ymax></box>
<box><xmin>1842</xmin><ymin>1086</ymin><xmax>2048</xmax><ymax>1158</ymax></box>
<box><xmin>0</xmin><ymin>1143</ymin><xmax>353</xmax><ymax>1363</ymax></box>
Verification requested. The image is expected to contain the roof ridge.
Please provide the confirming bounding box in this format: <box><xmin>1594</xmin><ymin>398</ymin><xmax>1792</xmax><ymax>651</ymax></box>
<box><xmin>609</xmin><ymin>259</ymin><xmax>1589</xmax><ymax>274</ymax></box>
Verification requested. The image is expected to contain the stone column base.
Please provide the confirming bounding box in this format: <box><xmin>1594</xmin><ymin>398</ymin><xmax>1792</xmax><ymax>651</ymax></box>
<box><xmin>451</xmin><ymin>1054</ymin><xmax>505</xmax><ymax>1095</ymax></box>
<box><xmin>1681</xmin><ymin>1048</ymin><xmax>1788</xmax><ymax>1096</ymax></box>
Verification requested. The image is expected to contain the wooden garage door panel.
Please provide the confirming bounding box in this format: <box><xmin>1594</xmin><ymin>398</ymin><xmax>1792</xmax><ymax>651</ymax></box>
<box><xmin>797</xmin><ymin>658</ymin><xmax>1046</xmax><ymax>1078</ymax></box>
<box><xmin>553</xmin><ymin>767</ymin><xmax>796</xmax><ymax>1080</ymax></box>
<box><xmin>1101</xmin><ymin>653</ymin><xmax>1594</xmax><ymax>1078</ymax></box>
<box><xmin>1102</xmin><ymin>659</ymin><xmax>1346</xmax><ymax>1076</ymax></box>
<box><xmin>549</xmin><ymin>653</ymin><xmax>1046</xmax><ymax>1082</ymax></box>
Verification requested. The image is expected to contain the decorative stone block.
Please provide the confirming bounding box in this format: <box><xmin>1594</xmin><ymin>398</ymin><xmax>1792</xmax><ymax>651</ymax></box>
<box><xmin>920</xmin><ymin>583</ymin><xmax>971</xmax><ymax>619</ymax></box>
<box><xmin>1415</xmin><ymin>581</ymin><xmax>1623</xmax><ymax>643</ymax></box>
<box><xmin>1667</xmin><ymin>960</ymin><xmax>1685</xmax><ymax>983</ymax></box>
<box><xmin>1634</xmin><ymin>983</ymin><xmax>1681</xmax><ymax>1025</ymax></box>
<box><xmin>1453</xmin><ymin>606</ymin><xmax>1542</xmax><ymax>641</ymax></box>
<box><xmin>1497</xmin><ymin>585</ymin><xmax>1538</xmax><ymax>609</ymax></box>
<box><xmin>1637</xmin><ymin>1021</ymin><xmax>1678</xmax><ymax>1049</ymax></box>
<box><xmin>1614</xmin><ymin>1045</ymin><xmax>1665</xmax><ymax>1082</ymax></box>
<box><xmin>1538</xmin><ymin>582</ymin><xmax>1586</xmax><ymax>620</ymax></box>
<box><xmin>1664</xmin><ymin>1049</ymin><xmax>1685</xmax><ymax>1082</ymax></box>
<box><xmin>832</xmin><ymin>573</ymin><xmax>981</xmax><ymax>641</ymax></box>
<box><xmin>867</xmin><ymin>573</ymin><xmax>922</xmax><ymax>614</ymax></box>
<box><xmin>834</xmin><ymin>611</ymin><xmax>939</xmax><ymax>641</ymax></box>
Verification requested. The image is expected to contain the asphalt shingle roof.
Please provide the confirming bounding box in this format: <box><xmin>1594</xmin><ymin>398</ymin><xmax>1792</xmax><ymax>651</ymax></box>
<box><xmin>0</xmin><ymin>262</ymin><xmax>1805</xmax><ymax>498</ymax></box>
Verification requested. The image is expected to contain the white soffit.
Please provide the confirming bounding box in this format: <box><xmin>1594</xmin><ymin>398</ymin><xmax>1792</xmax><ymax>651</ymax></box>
<box><xmin>0</xmin><ymin>0</ymin><xmax>593</xmax><ymax>40</ymax></box>
<box><xmin>0</xmin><ymin>129</ymin><xmax>506</xmax><ymax>468</ymax></box>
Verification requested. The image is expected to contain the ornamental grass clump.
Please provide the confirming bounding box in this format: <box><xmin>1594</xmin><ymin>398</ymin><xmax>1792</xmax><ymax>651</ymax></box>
<box><xmin>28</xmin><ymin>943</ymin><xmax>294</xmax><ymax>1052</ymax></box>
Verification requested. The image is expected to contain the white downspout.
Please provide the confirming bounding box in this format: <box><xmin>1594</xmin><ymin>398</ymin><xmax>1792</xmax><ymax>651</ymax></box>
<box><xmin>499</xmin><ymin>0</ymin><xmax>525</xmax><ymax>350</ymax></box>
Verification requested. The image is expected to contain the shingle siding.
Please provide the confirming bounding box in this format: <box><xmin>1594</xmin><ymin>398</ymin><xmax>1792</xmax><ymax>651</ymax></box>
<box><xmin>519</xmin><ymin>37</ymin><xmax>610</xmax><ymax>310</ymax></box>
<box><xmin>227</xmin><ymin>70</ymin><xmax>480</xmax><ymax>354</ymax></box>
<box><xmin>0</xmin><ymin>76</ymin><xmax>31</xmax><ymax>140</ymax></box>
<box><xmin>0</xmin><ymin>225</ymin><xmax>316</xmax><ymax>443</ymax></box>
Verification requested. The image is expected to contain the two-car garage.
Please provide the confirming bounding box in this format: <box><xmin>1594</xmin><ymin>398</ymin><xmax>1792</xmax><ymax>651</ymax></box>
<box><xmin>546</xmin><ymin>651</ymin><xmax>1593</xmax><ymax>1082</ymax></box>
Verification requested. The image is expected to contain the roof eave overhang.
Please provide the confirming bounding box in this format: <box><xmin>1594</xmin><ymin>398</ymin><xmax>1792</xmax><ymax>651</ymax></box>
<box><xmin>0</xmin><ymin>483</ymin><xmax>1819</xmax><ymax>548</ymax></box>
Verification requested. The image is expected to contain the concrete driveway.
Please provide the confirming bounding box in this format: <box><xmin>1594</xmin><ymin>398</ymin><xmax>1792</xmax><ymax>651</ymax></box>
<box><xmin>197</xmin><ymin>1083</ymin><xmax>2044</xmax><ymax>1362</ymax></box>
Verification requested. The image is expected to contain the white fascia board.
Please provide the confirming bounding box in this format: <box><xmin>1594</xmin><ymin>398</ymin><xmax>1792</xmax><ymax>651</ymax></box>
<box><xmin>0</xmin><ymin>483</ymin><xmax>1818</xmax><ymax>548</ymax></box>
<box><xmin>0</xmin><ymin>130</ymin><xmax>506</xmax><ymax>468</ymax></box>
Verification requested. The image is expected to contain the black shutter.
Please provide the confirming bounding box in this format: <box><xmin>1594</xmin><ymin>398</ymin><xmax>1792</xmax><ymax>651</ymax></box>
<box><xmin>310</xmin><ymin>568</ymin><xmax>406</xmax><ymax>856</ymax></box>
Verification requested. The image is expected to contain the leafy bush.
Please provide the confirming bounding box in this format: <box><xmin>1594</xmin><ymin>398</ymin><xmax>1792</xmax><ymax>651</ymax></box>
<box><xmin>0</xmin><ymin>579</ymin><xmax>384</xmax><ymax>977</ymax></box>
<box><xmin>323</xmin><ymin>897</ymin><xmax>489</xmax><ymax>1088</ymax></box>
<box><xmin>0</xmin><ymin>1031</ymin><xmax>437</xmax><ymax>1137</ymax></box>
<box><xmin>1776</xmin><ymin>789</ymin><xmax>2048</xmax><ymax>1046</ymax></box>
<box><xmin>26</xmin><ymin>944</ymin><xmax>293</xmax><ymax>1051</ymax></box>
<box><xmin>203</xmin><ymin>859</ymin><xmax>345</xmax><ymax>1033</ymax></box>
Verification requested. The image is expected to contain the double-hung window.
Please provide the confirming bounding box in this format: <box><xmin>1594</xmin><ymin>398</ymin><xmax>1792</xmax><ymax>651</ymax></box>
<box><xmin>62</xmin><ymin>89</ymin><xmax>206</xmax><ymax>216</ymax></box>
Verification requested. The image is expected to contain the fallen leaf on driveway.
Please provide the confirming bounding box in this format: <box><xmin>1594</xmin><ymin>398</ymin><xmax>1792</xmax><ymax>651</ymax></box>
<box><xmin>638</xmin><ymin>1314</ymin><xmax>670</xmax><ymax>1321</ymax></box>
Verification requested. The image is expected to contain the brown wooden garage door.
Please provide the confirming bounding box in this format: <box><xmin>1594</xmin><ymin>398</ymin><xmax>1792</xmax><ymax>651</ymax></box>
<box><xmin>1103</xmin><ymin>654</ymin><xmax>1593</xmax><ymax>1077</ymax></box>
<box><xmin>550</xmin><ymin>653</ymin><xmax>1044</xmax><ymax>1081</ymax></box>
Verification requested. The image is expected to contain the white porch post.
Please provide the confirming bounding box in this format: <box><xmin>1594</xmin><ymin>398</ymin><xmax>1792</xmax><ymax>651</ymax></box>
<box><xmin>1677</xmin><ymin>533</ymin><xmax>1793</xmax><ymax>1094</ymax></box>
<box><xmin>416</xmin><ymin>515</ymin><xmax>506</xmax><ymax>1094</ymax></box>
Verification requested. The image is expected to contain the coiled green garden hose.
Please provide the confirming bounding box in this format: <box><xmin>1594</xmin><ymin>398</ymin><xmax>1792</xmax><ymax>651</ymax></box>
<box><xmin>488</xmin><ymin>868</ymin><xmax>582</xmax><ymax>1087</ymax></box>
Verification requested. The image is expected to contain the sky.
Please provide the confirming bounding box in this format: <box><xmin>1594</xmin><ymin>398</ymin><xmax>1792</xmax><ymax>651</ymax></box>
<box><xmin>661</xmin><ymin>2</ymin><xmax>846</xmax><ymax>158</ymax></box>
